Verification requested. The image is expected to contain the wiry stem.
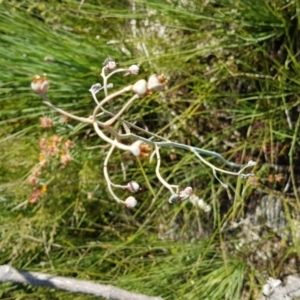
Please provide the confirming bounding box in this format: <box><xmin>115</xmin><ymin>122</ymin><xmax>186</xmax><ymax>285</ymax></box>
<box><xmin>103</xmin><ymin>94</ymin><xmax>139</xmax><ymax>127</ymax></box>
<box><xmin>42</xmin><ymin>95</ymin><xmax>92</xmax><ymax>124</ymax></box>
<box><xmin>103</xmin><ymin>144</ymin><xmax>125</xmax><ymax>204</ymax></box>
<box><xmin>93</xmin><ymin>85</ymin><xmax>133</xmax><ymax>119</ymax></box>
<box><xmin>154</xmin><ymin>145</ymin><xmax>179</xmax><ymax>194</ymax></box>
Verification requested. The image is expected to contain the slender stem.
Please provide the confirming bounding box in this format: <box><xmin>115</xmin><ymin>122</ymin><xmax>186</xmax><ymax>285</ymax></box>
<box><xmin>98</xmin><ymin>109</ymin><xmax>168</xmax><ymax>141</ymax></box>
<box><xmin>104</xmin><ymin>94</ymin><xmax>139</xmax><ymax>127</ymax></box>
<box><xmin>93</xmin><ymin>85</ymin><xmax>133</xmax><ymax>120</ymax></box>
<box><xmin>103</xmin><ymin>144</ymin><xmax>125</xmax><ymax>204</ymax></box>
<box><xmin>154</xmin><ymin>145</ymin><xmax>179</xmax><ymax>194</ymax></box>
<box><xmin>156</xmin><ymin>141</ymin><xmax>241</xmax><ymax>168</ymax></box>
<box><xmin>93</xmin><ymin>121</ymin><xmax>132</xmax><ymax>152</ymax></box>
<box><xmin>101</xmin><ymin>67</ymin><xmax>129</xmax><ymax>97</ymax></box>
<box><xmin>91</xmin><ymin>92</ymin><xmax>99</xmax><ymax>105</ymax></box>
<box><xmin>100</xmin><ymin>67</ymin><xmax>132</xmax><ymax>133</ymax></box>
<box><xmin>191</xmin><ymin>148</ymin><xmax>252</xmax><ymax>176</ymax></box>
<box><xmin>42</xmin><ymin>96</ymin><xmax>92</xmax><ymax>124</ymax></box>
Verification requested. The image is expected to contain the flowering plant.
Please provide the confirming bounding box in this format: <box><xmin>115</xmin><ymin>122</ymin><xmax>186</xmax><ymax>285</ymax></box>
<box><xmin>31</xmin><ymin>58</ymin><xmax>256</xmax><ymax>209</ymax></box>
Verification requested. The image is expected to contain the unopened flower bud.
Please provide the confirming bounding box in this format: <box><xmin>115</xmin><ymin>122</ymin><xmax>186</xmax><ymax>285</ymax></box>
<box><xmin>125</xmin><ymin>196</ymin><xmax>137</xmax><ymax>208</ymax></box>
<box><xmin>39</xmin><ymin>116</ymin><xmax>54</xmax><ymax>129</ymax></box>
<box><xmin>31</xmin><ymin>74</ymin><xmax>50</xmax><ymax>95</ymax></box>
<box><xmin>132</xmin><ymin>79</ymin><xmax>148</xmax><ymax>96</ymax></box>
<box><xmin>127</xmin><ymin>181</ymin><xmax>140</xmax><ymax>193</ymax></box>
<box><xmin>128</xmin><ymin>64</ymin><xmax>139</xmax><ymax>75</ymax></box>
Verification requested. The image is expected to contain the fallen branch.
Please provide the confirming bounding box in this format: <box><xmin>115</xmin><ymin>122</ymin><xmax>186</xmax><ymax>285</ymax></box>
<box><xmin>0</xmin><ymin>265</ymin><xmax>163</xmax><ymax>300</ymax></box>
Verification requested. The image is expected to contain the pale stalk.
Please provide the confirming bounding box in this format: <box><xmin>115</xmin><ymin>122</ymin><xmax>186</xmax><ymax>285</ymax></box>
<box><xmin>154</xmin><ymin>145</ymin><xmax>179</xmax><ymax>194</ymax></box>
<box><xmin>93</xmin><ymin>85</ymin><xmax>133</xmax><ymax>121</ymax></box>
<box><xmin>93</xmin><ymin>121</ymin><xmax>132</xmax><ymax>152</ymax></box>
<box><xmin>101</xmin><ymin>67</ymin><xmax>130</xmax><ymax>97</ymax></box>
<box><xmin>103</xmin><ymin>94</ymin><xmax>139</xmax><ymax>127</ymax></box>
<box><xmin>42</xmin><ymin>95</ymin><xmax>92</xmax><ymax>124</ymax></box>
<box><xmin>191</xmin><ymin>148</ymin><xmax>253</xmax><ymax>177</ymax></box>
<box><xmin>103</xmin><ymin>144</ymin><xmax>125</xmax><ymax>204</ymax></box>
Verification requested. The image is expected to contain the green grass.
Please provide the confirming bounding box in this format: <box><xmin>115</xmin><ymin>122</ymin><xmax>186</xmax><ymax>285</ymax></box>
<box><xmin>1</xmin><ymin>0</ymin><xmax>300</xmax><ymax>299</ymax></box>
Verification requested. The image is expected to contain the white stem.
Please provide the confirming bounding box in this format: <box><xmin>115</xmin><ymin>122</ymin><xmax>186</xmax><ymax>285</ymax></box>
<box><xmin>101</xmin><ymin>67</ymin><xmax>129</xmax><ymax>97</ymax></box>
<box><xmin>104</xmin><ymin>94</ymin><xmax>139</xmax><ymax>127</ymax></box>
<box><xmin>154</xmin><ymin>145</ymin><xmax>179</xmax><ymax>194</ymax></box>
<box><xmin>93</xmin><ymin>85</ymin><xmax>133</xmax><ymax>120</ymax></box>
<box><xmin>191</xmin><ymin>148</ymin><xmax>251</xmax><ymax>176</ymax></box>
<box><xmin>103</xmin><ymin>145</ymin><xmax>125</xmax><ymax>204</ymax></box>
<box><xmin>42</xmin><ymin>96</ymin><xmax>92</xmax><ymax>124</ymax></box>
<box><xmin>93</xmin><ymin>121</ymin><xmax>132</xmax><ymax>152</ymax></box>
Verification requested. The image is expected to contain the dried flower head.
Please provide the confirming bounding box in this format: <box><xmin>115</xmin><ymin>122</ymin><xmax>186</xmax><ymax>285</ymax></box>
<box><xmin>129</xmin><ymin>140</ymin><xmax>151</xmax><ymax>157</ymax></box>
<box><xmin>103</xmin><ymin>57</ymin><xmax>117</xmax><ymax>71</ymax></box>
<box><xmin>60</xmin><ymin>115</ymin><xmax>69</xmax><ymax>123</ymax></box>
<box><xmin>28</xmin><ymin>174</ymin><xmax>39</xmax><ymax>186</ymax></box>
<box><xmin>39</xmin><ymin>116</ymin><xmax>54</xmax><ymax>129</ymax></box>
<box><xmin>89</xmin><ymin>83</ymin><xmax>102</xmax><ymax>94</ymax></box>
<box><xmin>29</xmin><ymin>189</ymin><xmax>41</xmax><ymax>204</ymax></box>
<box><xmin>31</xmin><ymin>74</ymin><xmax>50</xmax><ymax>95</ymax></box>
<box><xmin>147</xmin><ymin>74</ymin><xmax>165</xmax><ymax>92</ymax></box>
<box><xmin>124</xmin><ymin>196</ymin><xmax>137</xmax><ymax>208</ymax></box>
<box><xmin>189</xmin><ymin>195</ymin><xmax>211</xmax><ymax>212</ymax></box>
<box><xmin>168</xmin><ymin>186</ymin><xmax>193</xmax><ymax>204</ymax></box>
<box><xmin>63</xmin><ymin>139</ymin><xmax>73</xmax><ymax>150</ymax></box>
<box><xmin>183</xmin><ymin>186</ymin><xmax>193</xmax><ymax>195</ymax></box>
<box><xmin>61</xmin><ymin>153</ymin><xmax>72</xmax><ymax>166</ymax></box>
<box><xmin>179</xmin><ymin>186</ymin><xmax>193</xmax><ymax>201</ymax></box>
<box><xmin>50</xmin><ymin>135</ymin><xmax>61</xmax><ymax>145</ymax></box>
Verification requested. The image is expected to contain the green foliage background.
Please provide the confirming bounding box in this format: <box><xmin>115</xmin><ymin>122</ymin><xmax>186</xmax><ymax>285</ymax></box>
<box><xmin>0</xmin><ymin>0</ymin><xmax>300</xmax><ymax>299</ymax></box>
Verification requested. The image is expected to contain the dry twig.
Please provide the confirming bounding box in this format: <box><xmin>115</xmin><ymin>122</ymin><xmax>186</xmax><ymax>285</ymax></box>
<box><xmin>0</xmin><ymin>265</ymin><xmax>163</xmax><ymax>300</ymax></box>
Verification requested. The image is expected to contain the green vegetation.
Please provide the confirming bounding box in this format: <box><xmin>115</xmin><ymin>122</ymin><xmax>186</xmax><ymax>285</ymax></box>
<box><xmin>1</xmin><ymin>0</ymin><xmax>300</xmax><ymax>299</ymax></box>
